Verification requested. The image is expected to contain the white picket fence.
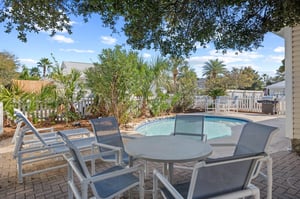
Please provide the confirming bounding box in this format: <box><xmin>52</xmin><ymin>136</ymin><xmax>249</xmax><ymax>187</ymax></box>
<box><xmin>3</xmin><ymin>93</ymin><xmax>286</xmax><ymax>123</ymax></box>
<box><xmin>14</xmin><ymin>97</ymin><xmax>94</xmax><ymax>121</ymax></box>
<box><xmin>193</xmin><ymin>95</ymin><xmax>286</xmax><ymax>115</ymax></box>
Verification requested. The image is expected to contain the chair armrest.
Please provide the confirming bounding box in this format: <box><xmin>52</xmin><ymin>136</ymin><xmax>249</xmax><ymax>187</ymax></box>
<box><xmin>92</xmin><ymin>141</ymin><xmax>124</xmax><ymax>164</ymax></box>
<box><xmin>35</xmin><ymin>127</ymin><xmax>55</xmax><ymax>133</ymax></box>
<box><xmin>153</xmin><ymin>169</ymin><xmax>184</xmax><ymax>199</ymax></box>
<box><xmin>121</xmin><ymin>134</ymin><xmax>140</xmax><ymax>139</ymax></box>
<box><xmin>92</xmin><ymin>141</ymin><xmax>123</xmax><ymax>151</ymax></box>
<box><xmin>206</xmin><ymin>153</ymin><xmax>266</xmax><ymax>165</ymax></box>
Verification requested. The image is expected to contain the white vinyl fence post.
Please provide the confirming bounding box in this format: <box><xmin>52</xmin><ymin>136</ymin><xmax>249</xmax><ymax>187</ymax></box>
<box><xmin>0</xmin><ymin>102</ymin><xmax>3</xmax><ymax>135</ymax></box>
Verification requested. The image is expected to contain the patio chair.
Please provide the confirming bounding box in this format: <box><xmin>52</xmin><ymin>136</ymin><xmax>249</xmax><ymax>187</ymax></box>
<box><xmin>228</xmin><ymin>95</ymin><xmax>239</xmax><ymax>112</ymax></box>
<box><xmin>13</xmin><ymin>109</ymin><xmax>95</xmax><ymax>183</ymax></box>
<box><xmin>12</xmin><ymin>109</ymin><xmax>91</xmax><ymax>144</ymax></box>
<box><xmin>204</xmin><ymin>96</ymin><xmax>215</xmax><ymax>112</ymax></box>
<box><xmin>57</xmin><ymin>131</ymin><xmax>145</xmax><ymax>199</ymax></box>
<box><xmin>208</xmin><ymin>122</ymin><xmax>278</xmax><ymax>199</ymax></box>
<box><xmin>89</xmin><ymin>117</ymin><xmax>134</xmax><ymax>170</ymax></box>
<box><xmin>153</xmin><ymin>153</ymin><xmax>264</xmax><ymax>199</ymax></box>
<box><xmin>215</xmin><ymin>96</ymin><xmax>230</xmax><ymax>112</ymax></box>
<box><xmin>173</xmin><ymin>114</ymin><xmax>206</xmax><ymax>142</ymax></box>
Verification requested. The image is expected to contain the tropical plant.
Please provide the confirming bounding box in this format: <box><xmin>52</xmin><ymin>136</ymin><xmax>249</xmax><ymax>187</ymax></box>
<box><xmin>19</xmin><ymin>65</ymin><xmax>40</xmax><ymax>80</ymax></box>
<box><xmin>19</xmin><ymin>65</ymin><xmax>31</xmax><ymax>80</ymax></box>
<box><xmin>238</xmin><ymin>67</ymin><xmax>263</xmax><ymax>90</ymax></box>
<box><xmin>30</xmin><ymin>67</ymin><xmax>41</xmax><ymax>79</ymax></box>
<box><xmin>135</xmin><ymin>56</ymin><xmax>169</xmax><ymax>117</ymax></box>
<box><xmin>207</xmin><ymin>88</ymin><xmax>226</xmax><ymax>100</ymax></box>
<box><xmin>51</xmin><ymin>68</ymin><xmax>85</xmax><ymax>123</ymax></box>
<box><xmin>149</xmin><ymin>90</ymin><xmax>171</xmax><ymax>117</ymax></box>
<box><xmin>0</xmin><ymin>51</ymin><xmax>19</xmax><ymax>86</ymax></box>
<box><xmin>37</xmin><ymin>57</ymin><xmax>53</xmax><ymax>78</ymax></box>
<box><xmin>202</xmin><ymin>59</ymin><xmax>227</xmax><ymax>79</ymax></box>
<box><xmin>274</xmin><ymin>59</ymin><xmax>285</xmax><ymax>82</ymax></box>
<box><xmin>172</xmin><ymin>65</ymin><xmax>199</xmax><ymax>112</ymax></box>
<box><xmin>0</xmin><ymin>84</ymin><xmax>29</xmax><ymax>121</ymax></box>
<box><xmin>85</xmin><ymin>46</ymin><xmax>140</xmax><ymax>123</ymax></box>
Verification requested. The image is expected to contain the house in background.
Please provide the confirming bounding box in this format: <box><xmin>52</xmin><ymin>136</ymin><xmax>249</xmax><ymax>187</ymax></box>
<box><xmin>265</xmin><ymin>81</ymin><xmax>285</xmax><ymax>97</ymax></box>
<box><xmin>278</xmin><ymin>25</ymin><xmax>300</xmax><ymax>154</ymax></box>
<box><xmin>61</xmin><ymin>61</ymin><xmax>94</xmax><ymax>80</ymax></box>
<box><xmin>60</xmin><ymin>61</ymin><xmax>95</xmax><ymax>98</ymax></box>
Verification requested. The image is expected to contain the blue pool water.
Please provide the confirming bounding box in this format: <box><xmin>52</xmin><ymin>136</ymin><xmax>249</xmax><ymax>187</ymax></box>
<box><xmin>135</xmin><ymin>116</ymin><xmax>248</xmax><ymax>139</ymax></box>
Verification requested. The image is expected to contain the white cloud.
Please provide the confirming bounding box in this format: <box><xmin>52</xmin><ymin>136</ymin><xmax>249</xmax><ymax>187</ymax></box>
<box><xmin>60</xmin><ymin>48</ymin><xmax>95</xmax><ymax>53</ymax></box>
<box><xmin>142</xmin><ymin>53</ymin><xmax>151</xmax><ymax>58</ymax></box>
<box><xmin>188</xmin><ymin>50</ymin><xmax>263</xmax><ymax>66</ymax></box>
<box><xmin>187</xmin><ymin>50</ymin><xmax>265</xmax><ymax>77</ymax></box>
<box><xmin>267</xmin><ymin>55</ymin><xmax>284</xmax><ymax>63</ymax></box>
<box><xmin>19</xmin><ymin>58</ymin><xmax>36</xmax><ymax>65</ymax></box>
<box><xmin>52</xmin><ymin>35</ymin><xmax>74</xmax><ymax>43</ymax></box>
<box><xmin>274</xmin><ymin>46</ymin><xmax>285</xmax><ymax>53</ymax></box>
<box><xmin>100</xmin><ymin>36</ymin><xmax>117</xmax><ymax>45</ymax></box>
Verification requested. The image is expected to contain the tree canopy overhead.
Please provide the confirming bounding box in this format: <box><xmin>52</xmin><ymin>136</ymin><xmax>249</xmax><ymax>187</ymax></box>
<box><xmin>1</xmin><ymin>0</ymin><xmax>300</xmax><ymax>56</ymax></box>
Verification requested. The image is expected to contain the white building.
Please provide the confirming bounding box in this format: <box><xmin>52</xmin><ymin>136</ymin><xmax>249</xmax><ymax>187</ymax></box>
<box><xmin>266</xmin><ymin>81</ymin><xmax>285</xmax><ymax>96</ymax></box>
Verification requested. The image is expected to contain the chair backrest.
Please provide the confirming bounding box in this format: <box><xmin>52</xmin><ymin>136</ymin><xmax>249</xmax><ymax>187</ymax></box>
<box><xmin>189</xmin><ymin>154</ymin><xmax>262</xmax><ymax>198</ymax></box>
<box><xmin>57</xmin><ymin>131</ymin><xmax>90</xmax><ymax>178</ymax></box>
<box><xmin>14</xmin><ymin>109</ymin><xmax>47</xmax><ymax>146</ymax></box>
<box><xmin>216</xmin><ymin>96</ymin><xmax>229</xmax><ymax>104</ymax></box>
<box><xmin>233</xmin><ymin>95</ymin><xmax>238</xmax><ymax>103</ymax></box>
<box><xmin>89</xmin><ymin>117</ymin><xmax>124</xmax><ymax>152</ymax></box>
<box><xmin>234</xmin><ymin>122</ymin><xmax>278</xmax><ymax>155</ymax></box>
<box><xmin>173</xmin><ymin>114</ymin><xmax>205</xmax><ymax>140</ymax></box>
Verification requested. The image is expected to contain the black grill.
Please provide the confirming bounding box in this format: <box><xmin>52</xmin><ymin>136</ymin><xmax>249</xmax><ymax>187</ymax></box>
<box><xmin>257</xmin><ymin>96</ymin><xmax>278</xmax><ymax>115</ymax></box>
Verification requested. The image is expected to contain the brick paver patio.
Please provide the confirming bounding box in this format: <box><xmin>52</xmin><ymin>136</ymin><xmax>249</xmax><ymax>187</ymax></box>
<box><xmin>0</xmin><ymin>148</ymin><xmax>299</xmax><ymax>199</ymax></box>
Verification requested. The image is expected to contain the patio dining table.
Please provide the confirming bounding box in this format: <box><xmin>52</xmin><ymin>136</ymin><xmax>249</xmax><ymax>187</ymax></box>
<box><xmin>125</xmin><ymin>135</ymin><xmax>212</xmax><ymax>183</ymax></box>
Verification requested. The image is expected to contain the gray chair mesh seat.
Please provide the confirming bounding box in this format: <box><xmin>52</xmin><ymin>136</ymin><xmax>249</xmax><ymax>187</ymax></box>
<box><xmin>154</xmin><ymin>154</ymin><xmax>262</xmax><ymax>199</ymax></box>
<box><xmin>57</xmin><ymin>131</ymin><xmax>144</xmax><ymax>199</ymax></box>
<box><xmin>89</xmin><ymin>117</ymin><xmax>130</xmax><ymax>165</ymax></box>
<box><xmin>173</xmin><ymin>114</ymin><xmax>206</xmax><ymax>141</ymax></box>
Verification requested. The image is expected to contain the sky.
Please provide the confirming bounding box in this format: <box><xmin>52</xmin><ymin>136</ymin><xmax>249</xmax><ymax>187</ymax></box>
<box><xmin>0</xmin><ymin>15</ymin><xmax>285</xmax><ymax>78</ymax></box>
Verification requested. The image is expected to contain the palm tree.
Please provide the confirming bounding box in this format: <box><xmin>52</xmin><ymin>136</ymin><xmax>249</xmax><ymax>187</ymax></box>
<box><xmin>30</xmin><ymin>67</ymin><xmax>41</xmax><ymax>79</ymax></box>
<box><xmin>170</xmin><ymin>56</ymin><xmax>188</xmax><ymax>90</ymax></box>
<box><xmin>202</xmin><ymin>59</ymin><xmax>227</xmax><ymax>79</ymax></box>
<box><xmin>37</xmin><ymin>58</ymin><xmax>53</xmax><ymax>78</ymax></box>
<box><xmin>19</xmin><ymin>65</ymin><xmax>31</xmax><ymax>80</ymax></box>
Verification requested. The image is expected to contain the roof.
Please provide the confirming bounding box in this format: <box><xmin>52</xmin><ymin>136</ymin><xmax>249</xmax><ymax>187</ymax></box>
<box><xmin>266</xmin><ymin>81</ymin><xmax>285</xmax><ymax>89</ymax></box>
<box><xmin>61</xmin><ymin>61</ymin><xmax>94</xmax><ymax>74</ymax></box>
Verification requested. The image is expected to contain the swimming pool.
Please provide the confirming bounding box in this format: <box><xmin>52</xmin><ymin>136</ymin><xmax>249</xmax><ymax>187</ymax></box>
<box><xmin>135</xmin><ymin>115</ymin><xmax>248</xmax><ymax>139</ymax></box>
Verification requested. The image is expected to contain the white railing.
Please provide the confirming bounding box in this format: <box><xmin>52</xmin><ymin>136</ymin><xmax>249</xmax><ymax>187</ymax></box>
<box><xmin>193</xmin><ymin>95</ymin><xmax>286</xmax><ymax>115</ymax></box>
<box><xmin>2</xmin><ymin>94</ymin><xmax>286</xmax><ymax>123</ymax></box>
<box><xmin>13</xmin><ymin>97</ymin><xmax>95</xmax><ymax>121</ymax></box>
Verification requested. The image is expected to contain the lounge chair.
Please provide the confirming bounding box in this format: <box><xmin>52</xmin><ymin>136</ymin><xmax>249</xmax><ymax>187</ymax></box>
<box><xmin>204</xmin><ymin>96</ymin><xmax>215</xmax><ymax>112</ymax></box>
<box><xmin>215</xmin><ymin>96</ymin><xmax>230</xmax><ymax>112</ymax></box>
<box><xmin>228</xmin><ymin>95</ymin><xmax>239</xmax><ymax>112</ymax></box>
<box><xmin>153</xmin><ymin>153</ymin><xmax>264</xmax><ymax>199</ymax></box>
<box><xmin>209</xmin><ymin>122</ymin><xmax>278</xmax><ymax>199</ymax></box>
<box><xmin>57</xmin><ymin>131</ymin><xmax>145</xmax><ymax>199</ymax></box>
<box><xmin>13</xmin><ymin>109</ymin><xmax>91</xmax><ymax>144</ymax></box>
<box><xmin>13</xmin><ymin>109</ymin><xmax>95</xmax><ymax>183</ymax></box>
<box><xmin>173</xmin><ymin>114</ymin><xmax>206</xmax><ymax>141</ymax></box>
